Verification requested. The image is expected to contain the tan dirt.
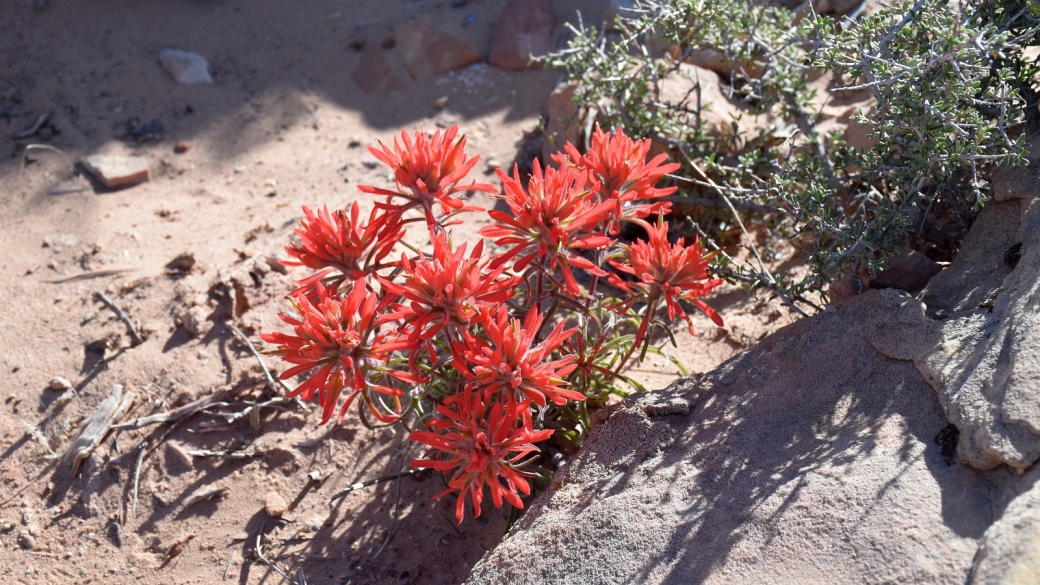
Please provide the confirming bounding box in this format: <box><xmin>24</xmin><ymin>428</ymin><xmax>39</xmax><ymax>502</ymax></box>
<box><xmin>0</xmin><ymin>1</ymin><xmax>799</xmax><ymax>583</ymax></box>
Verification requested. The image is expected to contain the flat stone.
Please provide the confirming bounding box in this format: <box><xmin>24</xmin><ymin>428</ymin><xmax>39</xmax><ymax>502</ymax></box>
<box><xmin>351</xmin><ymin>42</ymin><xmax>391</xmax><ymax>94</ymax></box>
<box><xmin>49</xmin><ymin>376</ymin><xmax>72</xmax><ymax>391</ymax></box>
<box><xmin>488</xmin><ymin>0</ymin><xmax>556</xmax><ymax>70</ymax></box>
<box><xmin>263</xmin><ymin>491</ymin><xmax>288</xmax><ymax>518</ymax></box>
<box><xmin>158</xmin><ymin>49</ymin><xmax>213</xmax><ymax>85</ymax></box>
<box><xmin>80</xmin><ymin>155</ymin><xmax>150</xmax><ymax>188</ymax></box>
<box><xmin>393</xmin><ymin>16</ymin><xmax>482</xmax><ymax>80</ymax></box>
<box><xmin>542</xmin><ymin>81</ymin><xmax>580</xmax><ymax>160</ymax></box>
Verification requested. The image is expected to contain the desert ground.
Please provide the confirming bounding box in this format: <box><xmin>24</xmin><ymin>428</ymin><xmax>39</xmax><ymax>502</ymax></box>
<box><xmin>0</xmin><ymin>1</ymin><xmax>793</xmax><ymax>583</ymax></box>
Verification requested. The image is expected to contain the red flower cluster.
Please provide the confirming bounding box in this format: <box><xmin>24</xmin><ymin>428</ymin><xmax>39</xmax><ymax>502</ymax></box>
<box><xmin>284</xmin><ymin>203</ymin><xmax>403</xmax><ymax>294</ymax></box>
<box><xmin>480</xmin><ymin>161</ymin><xmax>613</xmax><ymax>296</ymax></box>
<box><xmin>556</xmin><ymin>125</ymin><xmax>680</xmax><ymax>234</ymax></box>
<box><xmin>608</xmin><ymin>217</ymin><xmax>725</xmax><ymax>343</ymax></box>
<box><xmin>263</xmin><ymin>124</ymin><xmax>726</xmax><ymax>525</ymax></box>
<box><xmin>259</xmin><ymin>281</ymin><xmax>420</xmax><ymax>425</ymax></box>
<box><xmin>358</xmin><ymin>125</ymin><xmax>495</xmax><ymax>226</ymax></box>
<box><xmin>410</xmin><ymin>392</ymin><xmax>551</xmax><ymax>523</ymax></box>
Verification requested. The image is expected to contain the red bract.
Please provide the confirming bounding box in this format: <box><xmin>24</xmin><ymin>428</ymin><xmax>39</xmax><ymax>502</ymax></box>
<box><xmin>260</xmin><ymin>280</ymin><xmax>421</xmax><ymax>425</ymax></box>
<box><xmin>358</xmin><ymin>125</ymin><xmax>495</xmax><ymax>225</ymax></box>
<box><xmin>557</xmin><ymin>125</ymin><xmax>680</xmax><ymax>233</ymax></box>
<box><xmin>284</xmin><ymin>203</ymin><xmax>404</xmax><ymax>293</ymax></box>
<box><xmin>379</xmin><ymin>232</ymin><xmax>519</xmax><ymax>345</ymax></box>
<box><xmin>479</xmin><ymin>160</ymin><xmax>614</xmax><ymax>296</ymax></box>
<box><xmin>452</xmin><ymin>306</ymin><xmax>582</xmax><ymax>408</ymax></box>
<box><xmin>410</xmin><ymin>392</ymin><xmax>552</xmax><ymax>524</ymax></box>
<box><xmin>607</xmin><ymin>217</ymin><xmax>724</xmax><ymax>339</ymax></box>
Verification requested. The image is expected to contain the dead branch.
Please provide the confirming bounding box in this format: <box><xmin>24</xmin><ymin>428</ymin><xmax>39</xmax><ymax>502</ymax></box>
<box><xmin>177</xmin><ymin>486</ymin><xmax>229</xmax><ymax>515</ymax></box>
<box><xmin>62</xmin><ymin>385</ymin><xmax>136</xmax><ymax>475</ymax></box>
<box><xmin>328</xmin><ymin>468</ymin><xmax>423</xmax><ymax>504</ymax></box>
<box><xmin>255</xmin><ymin>533</ymin><xmax>304</xmax><ymax>585</ymax></box>
<box><xmin>93</xmin><ymin>290</ymin><xmax>144</xmax><ymax>345</ymax></box>
<box><xmin>187</xmin><ymin>449</ymin><xmax>257</xmax><ymax>459</ymax></box>
<box><xmin>114</xmin><ymin>392</ymin><xmax>225</xmax><ymax>430</ymax></box>
<box><xmin>130</xmin><ymin>440</ymin><xmax>147</xmax><ymax>520</ymax></box>
<box><xmin>160</xmin><ymin>532</ymin><xmax>196</xmax><ymax>569</ymax></box>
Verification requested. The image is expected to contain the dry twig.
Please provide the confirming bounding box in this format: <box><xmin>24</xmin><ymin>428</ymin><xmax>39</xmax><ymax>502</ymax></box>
<box><xmin>177</xmin><ymin>486</ymin><xmax>229</xmax><ymax>515</ymax></box>
<box><xmin>93</xmin><ymin>290</ymin><xmax>144</xmax><ymax>345</ymax></box>
<box><xmin>62</xmin><ymin>385</ymin><xmax>135</xmax><ymax>475</ymax></box>
<box><xmin>160</xmin><ymin>532</ymin><xmax>196</xmax><ymax>569</ymax></box>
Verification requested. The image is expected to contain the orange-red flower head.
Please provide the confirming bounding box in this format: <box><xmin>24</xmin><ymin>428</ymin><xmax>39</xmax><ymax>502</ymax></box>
<box><xmin>379</xmin><ymin>231</ymin><xmax>519</xmax><ymax>343</ymax></box>
<box><xmin>410</xmin><ymin>391</ymin><xmax>552</xmax><ymax>524</ymax></box>
<box><xmin>557</xmin><ymin>125</ymin><xmax>680</xmax><ymax>233</ymax></box>
<box><xmin>284</xmin><ymin>203</ymin><xmax>404</xmax><ymax>294</ymax></box>
<box><xmin>260</xmin><ymin>280</ymin><xmax>421</xmax><ymax>425</ymax></box>
<box><xmin>608</xmin><ymin>217</ymin><xmax>724</xmax><ymax>337</ymax></box>
<box><xmin>479</xmin><ymin>160</ymin><xmax>614</xmax><ymax>296</ymax></box>
<box><xmin>359</xmin><ymin>125</ymin><xmax>494</xmax><ymax>225</ymax></box>
<box><xmin>452</xmin><ymin>306</ymin><xmax>582</xmax><ymax>408</ymax></box>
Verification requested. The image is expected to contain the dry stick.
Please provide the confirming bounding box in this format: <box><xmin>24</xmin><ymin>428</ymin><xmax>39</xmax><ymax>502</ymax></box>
<box><xmin>12</xmin><ymin>112</ymin><xmax>49</xmax><ymax>139</ymax></box>
<box><xmin>223</xmin><ymin>550</ymin><xmax>237</xmax><ymax>581</ymax></box>
<box><xmin>130</xmin><ymin>441</ymin><xmax>147</xmax><ymax>519</ymax></box>
<box><xmin>328</xmin><ymin>468</ymin><xmax>423</xmax><ymax>504</ymax></box>
<box><xmin>177</xmin><ymin>486</ymin><xmax>229</xmax><ymax>515</ymax></box>
<box><xmin>115</xmin><ymin>393</ymin><xmax>225</xmax><ymax>430</ymax></box>
<box><xmin>93</xmin><ymin>290</ymin><xmax>144</xmax><ymax>345</ymax></box>
<box><xmin>255</xmin><ymin>533</ymin><xmax>302</xmax><ymax>585</ymax></box>
<box><xmin>227</xmin><ymin>324</ymin><xmax>304</xmax><ymax>405</ymax></box>
<box><xmin>187</xmin><ymin>449</ymin><xmax>256</xmax><ymax>459</ymax></box>
<box><xmin>46</xmin><ymin>269</ymin><xmax>133</xmax><ymax>284</ymax></box>
<box><xmin>337</xmin><ymin>453</ymin><xmax>407</xmax><ymax>584</ymax></box>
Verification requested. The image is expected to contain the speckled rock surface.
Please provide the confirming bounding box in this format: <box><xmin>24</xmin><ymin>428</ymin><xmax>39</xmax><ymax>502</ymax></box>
<box><xmin>468</xmin><ymin>289</ymin><xmax>994</xmax><ymax>584</ymax></box>
<box><xmin>469</xmin><ymin>146</ymin><xmax>1040</xmax><ymax>584</ymax></box>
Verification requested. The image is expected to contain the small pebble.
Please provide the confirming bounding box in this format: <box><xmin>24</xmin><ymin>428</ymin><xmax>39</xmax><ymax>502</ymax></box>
<box><xmin>251</xmin><ymin>260</ymin><xmax>271</xmax><ymax>276</ymax></box>
<box><xmin>82</xmin><ymin>312</ymin><xmax>96</xmax><ymax>325</ymax></box>
<box><xmin>263</xmin><ymin>492</ymin><xmax>288</xmax><ymax>517</ymax></box>
<box><xmin>433</xmin><ymin>96</ymin><xmax>449</xmax><ymax>109</ymax></box>
<box><xmin>362</xmin><ymin>159</ymin><xmax>379</xmax><ymax>169</ymax></box>
<box><xmin>49</xmin><ymin>376</ymin><xmax>73</xmax><ymax>391</ymax></box>
<box><xmin>18</xmin><ymin>532</ymin><xmax>35</xmax><ymax>550</ymax></box>
<box><xmin>174</xmin><ymin>141</ymin><xmax>191</xmax><ymax>154</ymax></box>
<box><xmin>307</xmin><ymin>470</ymin><xmax>322</xmax><ymax>482</ymax></box>
<box><xmin>265</xmin><ymin>254</ymin><xmax>290</xmax><ymax>275</ymax></box>
<box><xmin>348</xmin><ymin>135</ymin><xmax>362</xmax><ymax>147</ymax></box>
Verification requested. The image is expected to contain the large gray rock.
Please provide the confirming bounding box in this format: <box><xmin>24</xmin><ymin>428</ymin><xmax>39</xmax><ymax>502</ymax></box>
<box><xmin>468</xmin><ymin>146</ymin><xmax>1040</xmax><ymax>583</ymax></box>
<box><xmin>469</xmin><ymin>289</ymin><xmax>994</xmax><ymax>584</ymax></box>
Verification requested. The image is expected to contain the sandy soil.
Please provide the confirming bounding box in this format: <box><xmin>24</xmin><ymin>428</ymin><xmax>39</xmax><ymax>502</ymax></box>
<box><xmin>0</xmin><ymin>1</ymin><xmax>797</xmax><ymax>583</ymax></box>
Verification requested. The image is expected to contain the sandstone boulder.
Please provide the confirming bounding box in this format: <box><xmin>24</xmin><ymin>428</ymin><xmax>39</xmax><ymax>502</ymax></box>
<box><xmin>394</xmin><ymin>16</ymin><xmax>482</xmax><ymax>80</ymax></box>
<box><xmin>488</xmin><ymin>0</ymin><xmax>556</xmax><ymax>70</ymax></box>
<box><xmin>468</xmin><ymin>289</ymin><xmax>993</xmax><ymax>584</ymax></box>
<box><xmin>469</xmin><ymin>143</ymin><xmax>1040</xmax><ymax>583</ymax></box>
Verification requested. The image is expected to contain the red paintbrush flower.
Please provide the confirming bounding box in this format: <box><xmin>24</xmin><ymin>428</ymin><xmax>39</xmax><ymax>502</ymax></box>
<box><xmin>358</xmin><ymin>125</ymin><xmax>495</xmax><ymax>225</ymax></box>
<box><xmin>284</xmin><ymin>203</ymin><xmax>404</xmax><ymax>294</ymax></box>
<box><xmin>557</xmin><ymin>125</ymin><xmax>680</xmax><ymax>233</ymax></box>
<box><xmin>479</xmin><ymin>160</ymin><xmax>614</xmax><ymax>296</ymax></box>
<box><xmin>410</xmin><ymin>391</ymin><xmax>552</xmax><ymax>524</ymax></box>
<box><xmin>379</xmin><ymin>231</ymin><xmax>519</xmax><ymax>344</ymax></box>
<box><xmin>260</xmin><ymin>280</ymin><xmax>422</xmax><ymax>425</ymax></box>
<box><xmin>451</xmin><ymin>306</ymin><xmax>582</xmax><ymax>408</ymax></box>
<box><xmin>607</xmin><ymin>217</ymin><xmax>724</xmax><ymax>342</ymax></box>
